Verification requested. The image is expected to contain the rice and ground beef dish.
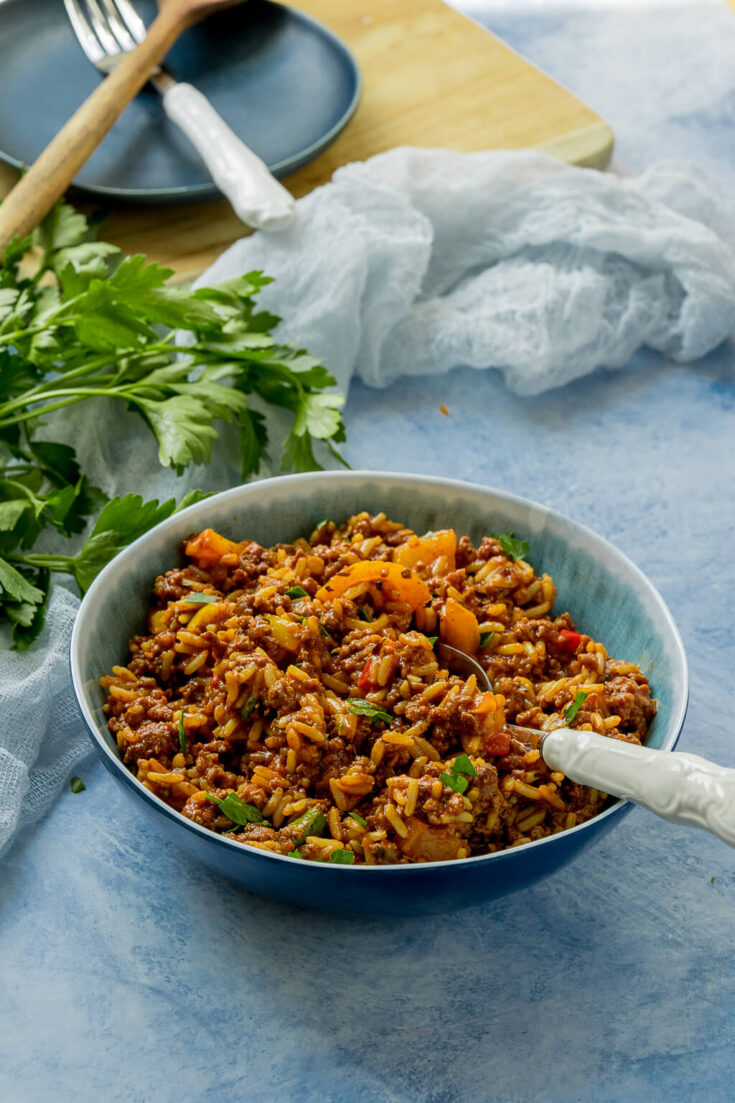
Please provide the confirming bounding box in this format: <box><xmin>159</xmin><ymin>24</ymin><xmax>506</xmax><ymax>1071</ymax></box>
<box><xmin>101</xmin><ymin>514</ymin><xmax>657</xmax><ymax>865</ymax></box>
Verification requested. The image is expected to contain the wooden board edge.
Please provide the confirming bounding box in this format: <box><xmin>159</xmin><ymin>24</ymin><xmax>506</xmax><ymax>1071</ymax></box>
<box><xmin>535</xmin><ymin>121</ymin><xmax>614</xmax><ymax>170</ymax></box>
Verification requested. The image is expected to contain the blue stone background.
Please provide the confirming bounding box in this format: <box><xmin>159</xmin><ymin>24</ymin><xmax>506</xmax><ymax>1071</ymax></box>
<box><xmin>2</xmin><ymin>2</ymin><xmax>734</xmax><ymax>1099</ymax></box>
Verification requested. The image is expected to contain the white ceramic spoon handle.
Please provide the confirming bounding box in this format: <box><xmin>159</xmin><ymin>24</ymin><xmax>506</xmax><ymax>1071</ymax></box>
<box><xmin>161</xmin><ymin>82</ymin><xmax>295</xmax><ymax>231</ymax></box>
<box><xmin>541</xmin><ymin>728</ymin><xmax>735</xmax><ymax>847</ymax></box>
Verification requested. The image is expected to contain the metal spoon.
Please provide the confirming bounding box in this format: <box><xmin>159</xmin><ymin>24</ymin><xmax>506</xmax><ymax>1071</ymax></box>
<box><xmin>437</xmin><ymin>642</ymin><xmax>735</xmax><ymax>847</ymax></box>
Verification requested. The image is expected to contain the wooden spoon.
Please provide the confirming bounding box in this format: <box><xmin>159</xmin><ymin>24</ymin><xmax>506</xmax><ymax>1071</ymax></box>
<box><xmin>437</xmin><ymin>642</ymin><xmax>735</xmax><ymax>847</ymax></box>
<box><xmin>0</xmin><ymin>0</ymin><xmax>244</xmax><ymax>255</ymax></box>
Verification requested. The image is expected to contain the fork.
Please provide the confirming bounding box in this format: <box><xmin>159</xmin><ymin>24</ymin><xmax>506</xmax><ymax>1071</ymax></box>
<box><xmin>438</xmin><ymin>642</ymin><xmax>735</xmax><ymax>847</ymax></box>
<box><xmin>64</xmin><ymin>0</ymin><xmax>294</xmax><ymax>230</ymax></box>
<box><xmin>0</xmin><ymin>0</ymin><xmax>293</xmax><ymax>255</ymax></box>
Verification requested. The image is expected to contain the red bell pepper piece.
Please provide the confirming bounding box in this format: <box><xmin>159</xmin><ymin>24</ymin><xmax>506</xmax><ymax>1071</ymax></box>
<box><xmin>484</xmin><ymin>731</ymin><xmax>511</xmax><ymax>757</ymax></box>
<box><xmin>357</xmin><ymin>659</ymin><xmax>374</xmax><ymax>691</ymax></box>
<box><xmin>556</xmin><ymin>629</ymin><xmax>581</xmax><ymax>655</ymax></box>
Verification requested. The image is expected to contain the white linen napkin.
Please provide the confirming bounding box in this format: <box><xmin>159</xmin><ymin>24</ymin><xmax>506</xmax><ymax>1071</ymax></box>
<box><xmin>197</xmin><ymin>148</ymin><xmax>735</xmax><ymax>396</ymax></box>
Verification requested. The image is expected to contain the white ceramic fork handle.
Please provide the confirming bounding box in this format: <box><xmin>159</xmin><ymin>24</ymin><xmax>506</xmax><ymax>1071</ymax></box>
<box><xmin>161</xmin><ymin>82</ymin><xmax>295</xmax><ymax>231</ymax></box>
<box><xmin>541</xmin><ymin>728</ymin><xmax>735</xmax><ymax>847</ymax></box>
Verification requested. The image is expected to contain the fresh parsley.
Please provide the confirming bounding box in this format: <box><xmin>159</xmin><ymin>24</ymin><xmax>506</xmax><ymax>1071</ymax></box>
<box><xmin>180</xmin><ymin>592</ymin><xmax>219</xmax><ymax>605</ymax></box>
<box><xmin>439</xmin><ymin>753</ymin><xmax>478</xmax><ymax>795</ymax></box>
<box><xmin>1</xmin><ymin>490</ymin><xmax>205</xmax><ymax>647</ymax></box>
<box><xmin>287</xmin><ymin>807</ymin><xmax>327</xmax><ymax>845</ymax></box>
<box><xmin>69</xmin><ymin>776</ymin><xmax>85</xmax><ymax>793</ymax></box>
<box><xmin>178</xmin><ymin>710</ymin><xmax>187</xmax><ymax>754</ymax></box>
<box><xmin>240</xmin><ymin>695</ymin><xmax>257</xmax><ymax>721</ymax></box>
<box><xmin>491</xmin><ymin>532</ymin><xmax>530</xmax><ymax>561</ymax></box>
<box><xmin>479</xmin><ymin>631</ymin><xmax>495</xmax><ymax>648</ymax></box>
<box><xmin>564</xmin><ymin>691</ymin><xmax>588</xmax><ymax>726</ymax></box>
<box><xmin>204</xmin><ymin>792</ymin><xmax>264</xmax><ymax>826</ymax></box>
<box><xmin>288</xmin><ymin>849</ymin><xmax>303</xmax><ymax>859</ymax></box>
<box><xmin>328</xmin><ymin>849</ymin><xmax>355</xmax><ymax>864</ymax></box>
<box><xmin>286</xmin><ymin>585</ymin><xmax>309</xmax><ymax>599</ymax></box>
<box><xmin>427</xmin><ymin>635</ymin><xmax>438</xmax><ymax>646</ymax></box>
<box><xmin>0</xmin><ymin>199</ymin><xmax>347</xmax><ymax>649</ymax></box>
<box><xmin>346</xmin><ymin>698</ymin><xmax>392</xmax><ymax>725</ymax></box>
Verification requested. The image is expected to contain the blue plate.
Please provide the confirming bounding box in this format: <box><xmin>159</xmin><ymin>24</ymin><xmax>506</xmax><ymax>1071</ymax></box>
<box><xmin>70</xmin><ymin>472</ymin><xmax>689</xmax><ymax>917</ymax></box>
<box><xmin>0</xmin><ymin>0</ymin><xmax>360</xmax><ymax>202</ymax></box>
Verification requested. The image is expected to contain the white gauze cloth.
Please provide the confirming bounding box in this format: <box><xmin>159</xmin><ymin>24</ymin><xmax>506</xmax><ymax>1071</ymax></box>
<box><xmin>197</xmin><ymin>148</ymin><xmax>735</xmax><ymax>395</ymax></box>
<box><xmin>2</xmin><ymin>147</ymin><xmax>735</xmax><ymax>858</ymax></box>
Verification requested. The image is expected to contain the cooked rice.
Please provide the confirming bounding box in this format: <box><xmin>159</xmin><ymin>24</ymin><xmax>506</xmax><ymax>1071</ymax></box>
<box><xmin>100</xmin><ymin>513</ymin><xmax>657</xmax><ymax>865</ymax></box>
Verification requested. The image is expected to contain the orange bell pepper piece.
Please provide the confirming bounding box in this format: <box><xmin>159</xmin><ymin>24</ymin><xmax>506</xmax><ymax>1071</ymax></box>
<box><xmin>394</xmin><ymin>529</ymin><xmax>457</xmax><ymax>572</ymax></box>
<box><xmin>401</xmin><ymin>818</ymin><xmax>465</xmax><ymax>862</ymax></box>
<box><xmin>184</xmin><ymin>528</ymin><xmax>241</xmax><ymax>568</ymax></box>
<box><xmin>440</xmin><ymin>597</ymin><xmax>480</xmax><ymax>654</ymax></box>
<box><xmin>316</xmin><ymin>560</ymin><xmax>431</xmax><ymax>611</ymax></box>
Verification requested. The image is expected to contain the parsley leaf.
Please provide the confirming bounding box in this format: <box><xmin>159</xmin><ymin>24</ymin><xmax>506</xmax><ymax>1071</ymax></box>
<box><xmin>240</xmin><ymin>695</ymin><xmax>257</xmax><ymax>720</ymax></box>
<box><xmin>180</xmin><ymin>592</ymin><xmax>219</xmax><ymax>605</ymax></box>
<box><xmin>564</xmin><ymin>691</ymin><xmax>588</xmax><ymax>726</ymax></box>
<box><xmin>287</xmin><ymin>807</ymin><xmax>327</xmax><ymax>845</ymax></box>
<box><xmin>439</xmin><ymin>772</ymin><xmax>469</xmax><ymax>794</ymax></box>
<box><xmin>288</xmin><ymin>849</ymin><xmax>303</xmax><ymax>859</ymax></box>
<box><xmin>427</xmin><ymin>635</ymin><xmax>438</xmax><ymax>646</ymax></box>
<box><xmin>439</xmin><ymin>753</ymin><xmax>478</xmax><ymax>793</ymax></box>
<box><xmin>491</xmin><ymin>532</ymin><xmax>530</xmax><ymax>561</ymax></box>
<box><xmin>70</xmin><ymin>776</ymin><xmax>85</xmax><ymax>793</ymax></box>
<box><xmin>328</xmin><ymin>849</ymin><xmax>355</xmax><ymax>864</ymax></box>
<box><xmin>346</xmin><ymin>698</ymin><xmax>392</xmax><ymax>725</ymax></box>
<box><xmin>0</xmin><ymin>198</ymin><xmax>349</xmax><ymax>647</ymax></box>
<box><xmin>286</xmin><ymin>585</ymin><xmax>309</xmax><ymax>599</ymax></box>
<box><xmin>451</xmin><ymin>753</ymin><xmax>478</xmax><ymax>778</ymax></box>
<box><xmin>204</xmin><ymin>792</ymin><xmax>264</xmax><ymax>826</ymax></box>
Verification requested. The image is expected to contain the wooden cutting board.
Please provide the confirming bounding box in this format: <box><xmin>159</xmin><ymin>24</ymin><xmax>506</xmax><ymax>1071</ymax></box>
<box><xmin>0</xmin><ymin>0</ymin><xmax>612</xmax><ymax>283</ymax></box>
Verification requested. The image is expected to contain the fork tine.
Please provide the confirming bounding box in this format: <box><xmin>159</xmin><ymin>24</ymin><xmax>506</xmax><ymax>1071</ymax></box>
<box><xmin>97</xmin><ymin>0</ymin><xmax>142</xmax><ymax>50</ymax></box>
<box><xmin>83</xmin><ymin>0</ymin><xmax>125</xmax><ymax>57</ymax></box>
<box><xmin>63</xmin><ymin>0</ymin><xmax>107</xmax><ymax>66</ymax></box>
<box><xmin>105</xmin><ymin>0</ymin><xmax>147</xmax><ymax>46</ymax></box>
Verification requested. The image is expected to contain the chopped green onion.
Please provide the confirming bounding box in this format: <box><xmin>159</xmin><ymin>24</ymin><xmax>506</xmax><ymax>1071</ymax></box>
<box><xmin>490</xmin><ymin>532</ymin><xmax>530</xmax><ymax>561</ymax></box>
<box><xmin>178</xmin><ymin>710</ymin><xmax>187</xmax><ymax>753</ymax></box>
<box><xmin>70</xmin><ymin>776</ymin><xmax>85</xmax><ymax>793</ymax></box>
<box><xmin>240</xmin><ymin>695</ymin><xmax>257</xmax><ymax>721</ymax></box>
<box><xmin>346</xmin><ymin>698</ymin><xmax>392</xmax><ymax>725</ymax></box>
<box><xmin>358</xmin><ymin>605</ymin><xmax>372</xmax><ymax>622</ymax></box>
<box><xmin>347</xmin><ymin>812</ymin><xmax>368</xmax><ymax>828</ymax></box>
<box><xmin>564</xmin><ymin>691</ymin><xmax>588</xmax><ymax>726</ymax></box>
<box><xmin>180</xmin><ymin>592</ymin><xmax>219</xmax><ymax>604</ymax></box>
<box><xmin>329</xmin><ymin>849</ymin><xmax>355</xmax><ymax>864</ymax></box>
<box><xmin>315</xmin><ymin>519</ymin><xmax>331</xmax><ymax>530</ymax></box>
<box><xmin>286</xmin><ymin>585</ymin><xmax>309</xmax><ymax>599</ymax></box>
<box><xmin>204</xmin><ymin>792</ymin><xmax>264</xmax><ymax>826</ymax></box>
<box><xmin>319</xmin><ymin>623</ymin><xmax>331</xmax><ymax>638</ymax></box>
<box><xmin>427</xmin><ymin>635</ymin><xmax>438</xmax><ymax>646</ymax></box>
<box><xmin>287</xmin><ymin>807</ymin><xmax>327</xmax><ymax>845</ymax></box>
<box><xmin>479</xmin><ymin>631</ymin><xmax>495</xmax><ymax>648</ymax></box>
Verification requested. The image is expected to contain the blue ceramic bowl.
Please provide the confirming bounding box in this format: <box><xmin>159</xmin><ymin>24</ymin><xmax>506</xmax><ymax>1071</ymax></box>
<box><xmin>70</xmin><ymin>472</ymin><xmax>688</xmax><ymax>916</ymax></box>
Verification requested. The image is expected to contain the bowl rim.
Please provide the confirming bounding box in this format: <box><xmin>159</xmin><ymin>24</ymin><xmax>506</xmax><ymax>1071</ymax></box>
<box><xmin>70</xmin><ymin>470</ymin><xmax>689</xmax><ymax>874</ymax></box>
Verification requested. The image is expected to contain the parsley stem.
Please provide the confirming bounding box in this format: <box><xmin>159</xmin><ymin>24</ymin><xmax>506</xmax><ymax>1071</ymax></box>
<box><xmin>6</xmin><ymin>552</ymin><xmax>73</xmax><ymax>572</ymax></box>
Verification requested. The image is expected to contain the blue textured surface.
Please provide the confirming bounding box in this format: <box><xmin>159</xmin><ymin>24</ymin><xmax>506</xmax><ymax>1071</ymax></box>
<box><xmin>3</xmin><ymin>2</ymin><xmax>735</xmax><ymax>1100</ymax></box>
